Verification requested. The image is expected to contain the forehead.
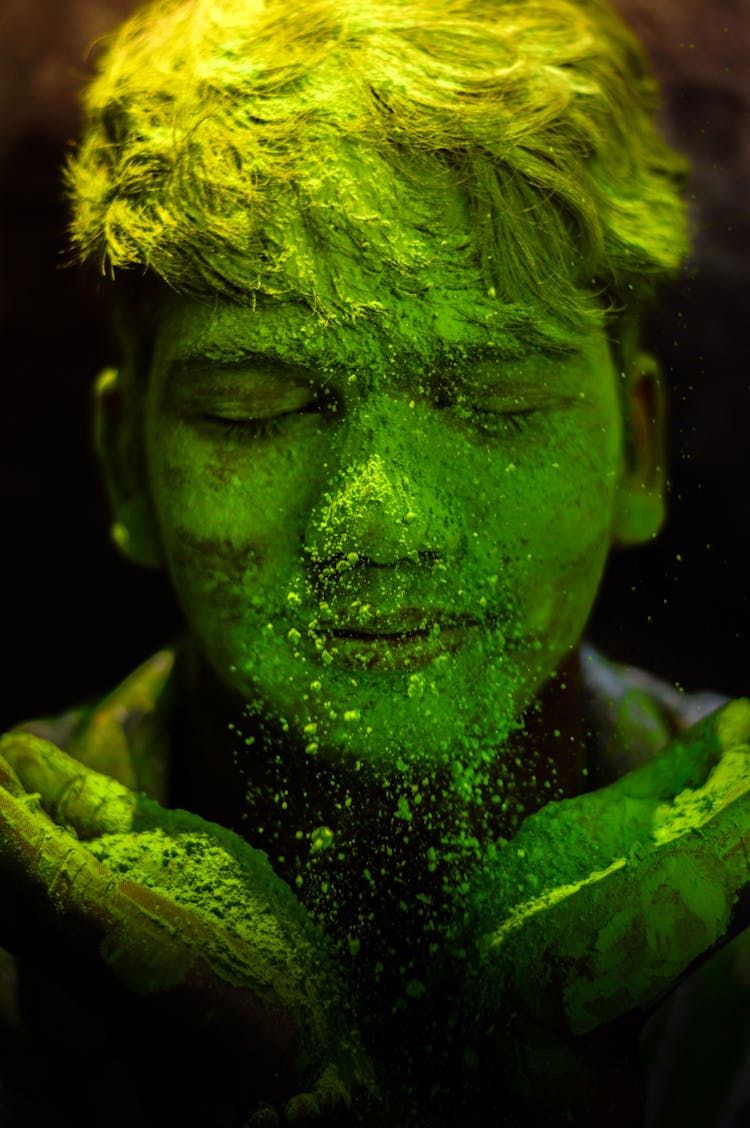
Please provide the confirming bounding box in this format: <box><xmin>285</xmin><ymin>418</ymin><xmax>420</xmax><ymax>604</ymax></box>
<box><xmin>266</xmin><ymin>132</ymin><xmax>480</xmax><ymax>315</ymax></box>
<box><xmin>150</xmin><ymin>291</ymin><xmax>599</xmax><ymax>403</ymax></box>
<box><xmin>146</xmin><ymin>136</ymin><xmax>603</xmax><ymax>389</ymax></box>
<box><xmin>150</xmin><ymin>134</ymin><xmax>595</xmax><ymax>369</ymax></box>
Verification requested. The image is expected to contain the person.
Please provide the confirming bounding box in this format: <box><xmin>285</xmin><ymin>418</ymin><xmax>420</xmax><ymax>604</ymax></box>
<box><xmin>0</xmin><ymin>0</ymin><xmax>747</xmax><ymax>1124</ymax></box>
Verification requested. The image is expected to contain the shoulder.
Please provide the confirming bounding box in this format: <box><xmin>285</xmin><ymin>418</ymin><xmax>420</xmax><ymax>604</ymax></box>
<box><xmin>580</xmin><ymin>643</ymin><xmax>729</xmax><ymax>778</ymax></box>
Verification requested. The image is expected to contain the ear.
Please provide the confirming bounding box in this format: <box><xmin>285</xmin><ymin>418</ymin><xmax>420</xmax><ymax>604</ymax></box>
<box><xmin>93</xmin><ymin>367</ymin><xmax>164</xmax><ymax>569</ymax></box>
<box><xmin>611</xmin><ymin>351</ymin><xmax>667</xmax><ymax>548</ymax></box>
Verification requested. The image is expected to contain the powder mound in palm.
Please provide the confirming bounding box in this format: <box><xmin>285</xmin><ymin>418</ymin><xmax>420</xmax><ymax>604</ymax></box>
<box><xmin>85</xmin><ymin>824</ymin><xmax>331</xmax><ymax>1007</ymax></box>
<box><xmin>652</xmin><ymin>743</ymin><xmax>750</xmax><ymax>845</ymax></box>
<box><xmin>468</xmin><ymin>740</ymin><xmax>750</xmax><ymax>936</ymax></box>
<box><xmin>458</xmin><ymin>744</ymin><xmax>750</xmax><ymax>1036</ymax></box>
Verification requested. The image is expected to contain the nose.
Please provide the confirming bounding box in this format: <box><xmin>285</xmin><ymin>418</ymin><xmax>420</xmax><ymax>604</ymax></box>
<box><xmin>304</xmin><ymin>400</ymin><xmax>454</xmax><ymax>571</ymax></box>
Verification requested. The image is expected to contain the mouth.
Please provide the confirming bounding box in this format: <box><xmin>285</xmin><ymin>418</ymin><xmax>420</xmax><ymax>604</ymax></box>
<box><xmin>313</xmin><ymin>611</ymin><xmax>478</xmax><ymax>671</ymax></box>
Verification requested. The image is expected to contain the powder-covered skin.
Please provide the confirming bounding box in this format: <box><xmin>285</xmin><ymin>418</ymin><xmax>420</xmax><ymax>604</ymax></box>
<box><xmin>141</xmin><ymin>143</ymin><xmax>626</xmax><ymax>788</ymax></box>
<box><xmin>653</xmin><ymin>710</ymin><xmax>750</xmax><ymax>845</ymax></box>
<box><xmin>0</xmin><ymin>730</ymin><xmax>381</xmax><ymax>1119</ymax></box>
<box><xmin>106</xmin><ymin>144</ymin><xmax>655</xmax><ymax>1087</ymax></box>
<box><xmin>4</xmin><ymin>705</ymin><xmax>749</xmax><ymax>1122</ymax></box>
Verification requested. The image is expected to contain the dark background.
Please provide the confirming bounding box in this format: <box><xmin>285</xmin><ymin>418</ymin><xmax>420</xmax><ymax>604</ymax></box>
<box><xmin>1</xmin><ymin>0</ymin><xmax>747</xmax><ymax>731</ymax></box>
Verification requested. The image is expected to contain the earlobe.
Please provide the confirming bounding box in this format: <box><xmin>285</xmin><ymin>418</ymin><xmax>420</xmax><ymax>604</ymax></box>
<box><xmin>93</xmin><ymin>367</ymin><xmax>164</xmax><ymax>569</ymax></box>
<box><xmin>611</xmin><ymin>352</ymin><xmax>667</xmax><ymax>548</ymax></box>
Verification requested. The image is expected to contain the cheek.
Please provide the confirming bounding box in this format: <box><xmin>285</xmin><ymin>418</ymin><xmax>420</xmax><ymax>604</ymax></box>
<box><xmin>150</xmin><ymin>424</ymin><xmax>321</xmax><ymax>543</ymax></box>
<box><xmin>539</xmin><ymin>522</ymin><xmax>615</xmax><ymax>646</ymax></box>
<box><xmin>146</xmin><ymin>430</ymin><xmax>318</xmax><ymax>624</ymax></box>
<box><xmin>167</xmin><ymin>530</ymin><xmax>267</xmax><ymax>631</ymax></box>
<box><xmin>481</xmin><ymin>426</ymin><xmax>619</xmax><ymax>640</ymax></box>
<box><xmin>473</xmin><ymin>423</ymin><xmax>618</xmax><ymax>544</ymax></box>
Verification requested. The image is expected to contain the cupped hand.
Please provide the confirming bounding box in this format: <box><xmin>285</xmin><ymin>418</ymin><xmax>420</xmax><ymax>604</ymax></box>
<box><xmin>456</xmin><ymin>698</ymin><xmax>750</xmax><ymax>1121</ymax></box>
<box><xmin>0</xmin><ymin>732</ymin><xmax>379</xmax><ymax>1125</ymax></box>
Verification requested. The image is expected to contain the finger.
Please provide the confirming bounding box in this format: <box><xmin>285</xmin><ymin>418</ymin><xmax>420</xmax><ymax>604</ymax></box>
<box><xmin>473</xmin><ymin>704</ymin><xmax>750</xmax><ymax>953</ymax></box>
<box><xmin>0</xmin><ymin>732</ymin><xmax>137</xmax><ymax>839</ymax></box>
<box><xmin>310</xmin><ymin>1062</ymin><xmax>352</xmax><ymax>1114</ymax></box>
<box><xmin>609</xmin><ymin>697</ymin><xmax>750</xmax><ymax>802</ymax></box>
<box><xmin>0</xmin><ymin>750</ymin><xmax>32</xmax><ymax>800</ymax></box>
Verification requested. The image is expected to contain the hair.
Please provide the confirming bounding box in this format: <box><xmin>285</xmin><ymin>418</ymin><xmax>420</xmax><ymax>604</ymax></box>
<box><xmin>66</xmin><ymin>0</ymin><xmax>688</xmax><ymax>339</ymax></box>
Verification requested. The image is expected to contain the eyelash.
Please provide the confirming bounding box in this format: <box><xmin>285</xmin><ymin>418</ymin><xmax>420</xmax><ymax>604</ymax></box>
<box><xmin>212</xmin><ymin>417</ymin><xmax>283</xmax><ymax>440</ymax></box>
<box><xmin>204</xmin><ymin>405</ymin><xmax>538</xmax><ymax>442</ymax></box>
<box><xmin>475</xmin><ymin>409</ymin><xmax>536</xmax><ymax>434</ymax></box>
<box><xmin>204</xmin><ymin>408</ymin><xmax>316</xmax><ymax>441</ymax></box>
<box><xmin>454</xmin><ymin>405</ymin><xmax>539</xmax><ymax>438</ymax></box>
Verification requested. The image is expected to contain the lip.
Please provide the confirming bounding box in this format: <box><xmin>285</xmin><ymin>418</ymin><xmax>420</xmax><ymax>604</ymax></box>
<box><xmin>313</xmin><ymin>611</ymin><xmax>478</xmax><ymax>671</ymax></box>
<box><xmin>317</xmin><ymin>609</ymin><xmax>474</xmax><ymax>634</ymax></box>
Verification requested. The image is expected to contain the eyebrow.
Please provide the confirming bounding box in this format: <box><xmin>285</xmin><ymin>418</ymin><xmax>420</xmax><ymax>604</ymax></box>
<box><xmin>161</xmin><ymin>350</ymin><xmax>314</xmax><ymax>397</ymax></box>
<box><xmin>434</xmin><ymin>341</ymin><xmax>579</xmax><ymax>389</ymax></box>
<box><xmin>166</xmin><ymin>335</ymin><xmax>580</xmax><ymax>383</ymax></box>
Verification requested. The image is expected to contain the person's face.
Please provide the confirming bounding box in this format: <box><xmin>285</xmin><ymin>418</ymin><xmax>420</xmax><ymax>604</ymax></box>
<box><xmin>104</xmin><ymin>148</ymin><xmax>659</xmax><ymax>777</ymax></box>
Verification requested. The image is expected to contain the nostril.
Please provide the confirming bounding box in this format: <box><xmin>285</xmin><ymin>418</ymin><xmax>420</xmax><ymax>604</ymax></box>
<box><xmin>308</xmin><ymin>552</ymin><xmax>384</xmax><ymax>583</ymax></box>
<box><xmin>306</xmin><ymin>549</ymin><xmax>443</xmax><ymax>591</ymax></box>
<box><xmin>417</xmin><ymin>549</ymin><xmax>441</xmax><ymax>568</ymax></box>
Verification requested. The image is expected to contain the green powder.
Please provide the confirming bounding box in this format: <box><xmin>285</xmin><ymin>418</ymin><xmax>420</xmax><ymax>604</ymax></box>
<box><xmin>466</xmin><ymin>732</ymin><xmax>750</xmax><ymax>1037</ymax></box>
<box><xmin>653</xmin><ymin>742</ymin><xmax>750</xmax><ymax>845</ymax></box>
<box><xmin>84</xmin><ymin>821</ymin><xmax>336</xmax><ymax>1057</ymax></box>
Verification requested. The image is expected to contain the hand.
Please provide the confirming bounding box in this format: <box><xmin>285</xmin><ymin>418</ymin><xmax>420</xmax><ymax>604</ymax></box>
<box><xmin>455</xmin><ymin>698</ymin><xmax>750</xmax><ymax>1123</ymax></box>
<box><xmin>0</xmin><ymin>732</ymin><xmax>379</xmax><ymax>1125</ymax></box>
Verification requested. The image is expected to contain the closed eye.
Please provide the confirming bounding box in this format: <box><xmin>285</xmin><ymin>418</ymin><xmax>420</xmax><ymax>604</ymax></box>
<box><xmin>469</xmin><ymin>407</ymin><xmax>538</xmax><ymax>436</ymax></box>
<box><xmin>201</xmin><ymin>400</ymin><xmax>329</xmax><ymax>441</ymax></box>
<box><xmin>439</xmin><ymin>395</ymin><xmax>540</xmax><ymax>438</ymax></box>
